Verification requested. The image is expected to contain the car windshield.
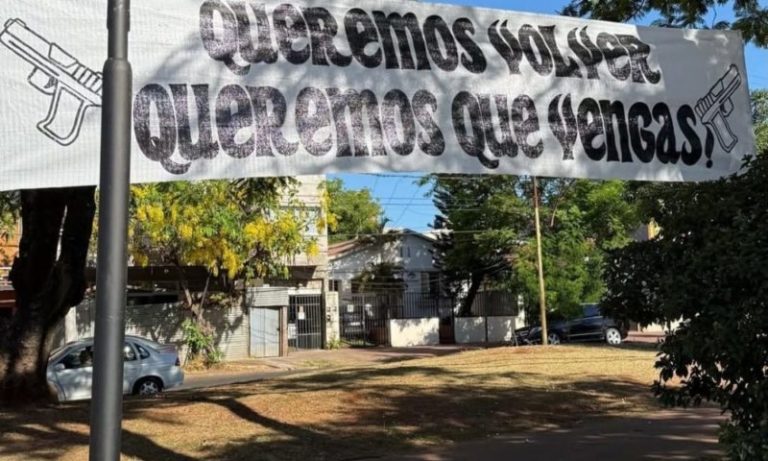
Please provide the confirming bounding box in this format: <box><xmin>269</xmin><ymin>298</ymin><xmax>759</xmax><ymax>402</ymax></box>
<box><xmin>582</xmin><ymin>304</ymin><xmax>601</xmax><ymax>317</ymax></box>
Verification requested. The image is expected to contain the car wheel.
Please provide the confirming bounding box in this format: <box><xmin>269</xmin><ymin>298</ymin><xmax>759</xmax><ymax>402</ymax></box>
<box><xmin>134</xmin><ymin>377</ymin><xmax>163</xmax><ymax>396</ymax></box>
<box><xmin>547</xmin><ymin>332</ymin><xmax>561</xmax><ymax>345</ymax></box>
<box><xmin>605</xmin><ymin>328</ymin><xmax>622</xmax><ymax>345</ymax></box>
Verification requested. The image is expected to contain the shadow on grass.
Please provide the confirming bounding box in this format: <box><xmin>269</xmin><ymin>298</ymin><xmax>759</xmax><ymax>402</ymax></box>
<box><xmin>0</xmin><ymin>359</ymin><xmax>708</xmax><ymax>461</ymax></box>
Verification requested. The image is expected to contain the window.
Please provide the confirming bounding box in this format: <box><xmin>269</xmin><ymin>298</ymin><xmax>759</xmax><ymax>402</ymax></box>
<box><xmin>60</xmin><ymin>345</ymin><xmax>93</xmax><ymax>369</ymax></box>
<box><xmin>123</xmin><ymin>343</ymin><xmax>137</xmax><ymax>361</ymax></box>
<box><xmin>420</xmin><ymin>272</ymin><xmax>430</xmax><ymax>294</ymax></box>
<box><xmin>303</xmin><ymin>207</ymin><xmax>321</xmax><ymax>236</ymax></box>
<box><xmin>583</xmin><ymin>304</ymin><xmax>601</xmax><ymax>318</ymax></box>
<box><xmin>134</xmin><ymin>343</ymin><xmax>151</xmax><ymax>360</ymax></box>
<box><xmin>329</xmin><ymin>280</ymin><xmax>341</xmax><ymax>292</ymax></box>
<box><xmin>283</xmin><ymin>206</ymin><xmax>321</xmax><ymax>236</ymax></box>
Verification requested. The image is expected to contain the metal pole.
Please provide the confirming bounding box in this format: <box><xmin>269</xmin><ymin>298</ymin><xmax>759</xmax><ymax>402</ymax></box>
<box><xmin>89</xmin><ymin>1</ymin><xmax>132</xmax><ymax>460</ymax></box>
<box><xmin>532</xmin><ymin>177</ymin><xmax>549</xmax><ymax>346</ymax></box>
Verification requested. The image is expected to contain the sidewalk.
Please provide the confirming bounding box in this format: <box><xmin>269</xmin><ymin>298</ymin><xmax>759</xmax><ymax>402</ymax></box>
<box><xmin>627</xmin><ymin>331</ymin><xmax>665</xmax><ymax>344</ymax></box>
<box><xmin>257</xmin><ymin>345</ymin><xmax>475</xmax><ymax>370</ymax></box>
<box><xmin>383</xmin><ymin>408</ymin><xmax>724</xmax><ymax>461</ymax></box>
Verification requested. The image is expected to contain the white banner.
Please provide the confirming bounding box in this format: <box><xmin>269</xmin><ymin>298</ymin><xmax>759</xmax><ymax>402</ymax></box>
<box><xmin>0</xmin><ymin>0</ymin><xmax>753</xmax><ymax>191</ymax></box>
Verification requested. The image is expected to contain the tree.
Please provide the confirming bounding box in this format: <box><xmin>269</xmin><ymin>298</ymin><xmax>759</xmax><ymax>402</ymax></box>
<box><xmin>599</xmin><ymin>91</ymin><xmax>768</xmax><ymax>458</ymax></box>
<box><xmin>350</xmin><ymin>262</ymin><xmax>406</xmax><ymax>293</ymax></box>
<box><xmin>753</xmin><ymin>90</ymin><xmax>768</xmax><ymax>152</ymax></box>
<box><xmin>602</xmin><ymin>153</ymin><xmax>768</xmax><ymax>459</ymax></box>
<box><xmin>326</xmin><ymin>178</ymin><xmax>385</xmax><ymax>243</ymax></box>
<box><xmin>562</xmin><ymin>0</ymin><xmax>768</xmax><ymax>46</ymax></box>
<box><xmin>0</xmin><ymin>192</ymin><xmax>18</xmax><ymax>241</ymax></box>
<box><xmin>426</xmin><ymin>175</ymin><xmax>529</xmax><ymax>315</ymax></box>
<box><xmin>509</xmin><ymin>179</ymin><xmax>639</xmax><ymax>319</ymax></box>
<box><xmin>129</xmin><ymin>179</ymin><xmax>323</xmax><ymax>333</ymax></box>
<box><xmin>562</xmin><ymin>0</ymin><xmax>768</xmax><ymax>455</ymax></box>
<box><xmin>0</xmin><ymin>192</ymin><xmax>20</xmax><ymax>266</ymax></box>
<box><xmin>0</xmin><ymin>188</ymin><xmax>96</xmax><ymax>401</ymax></box>
<box><xmin>426</xmin><ymin>174</ymin><xmax>639</xmax><ymax>318</ymax></box>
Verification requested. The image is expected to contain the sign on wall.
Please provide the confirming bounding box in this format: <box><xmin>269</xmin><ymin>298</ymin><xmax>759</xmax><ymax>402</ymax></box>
<box><xmin>0</xmin><ymin>0</ymin><xmax>753</xmax><ymax>191</ymax></box>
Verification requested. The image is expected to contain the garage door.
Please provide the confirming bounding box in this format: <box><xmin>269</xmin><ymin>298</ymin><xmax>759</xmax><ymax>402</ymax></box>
<box><xmin>249</xmin><ymin>307</ymin><xmax>280</xmax><ymax>357</ymax></box>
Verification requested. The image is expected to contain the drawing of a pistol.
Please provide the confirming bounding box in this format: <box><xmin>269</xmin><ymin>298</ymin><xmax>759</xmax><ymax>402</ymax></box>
<box><xmin>0</xmin><ymin>19</ymin><xmax>102</xmax><ymax>146</ymax></box>
<box><xmin>695</xmin><ymin>64</ymin><xmax>741</xmax><ymax>153</ymax></box>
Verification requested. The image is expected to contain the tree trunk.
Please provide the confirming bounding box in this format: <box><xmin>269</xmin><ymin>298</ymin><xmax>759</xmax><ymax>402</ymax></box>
<box><xmin>458</xmin><ymin>273</ymin><xmax>484</xmax><ymax>317</ymax></box>
<box><xmin>0</xmin><ymin>187</ymin><xmax>96</xmax><ymax>402</ymax></box>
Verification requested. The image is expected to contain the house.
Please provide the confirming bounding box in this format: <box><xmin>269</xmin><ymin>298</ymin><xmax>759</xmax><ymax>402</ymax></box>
<box><xmin>328</xmin><ymin>228</ymin><xmax>442</xmax><ymax>299</ymax></box>
<box><xmin>47</xmin><ymin>175</ymin><xmax>337</xmax><ymax>359</ymax></box>
<box><xmin>270</xmin><ymin>174</ymin><xmax>329</xmax><ymax>292</ymax></box>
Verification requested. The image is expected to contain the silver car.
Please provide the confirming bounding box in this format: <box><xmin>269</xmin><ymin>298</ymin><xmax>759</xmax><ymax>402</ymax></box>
<box><xmin>47</xmin><ymin>335</ymin><xmax>184</xmax><ymax>402</ymax></box>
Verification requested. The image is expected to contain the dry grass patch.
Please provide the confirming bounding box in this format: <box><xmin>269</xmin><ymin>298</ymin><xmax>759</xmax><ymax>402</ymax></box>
<box><xmin>0</xmin><ymin>344</ymin><xmax>660</xmax><ymax>461</ymax></box>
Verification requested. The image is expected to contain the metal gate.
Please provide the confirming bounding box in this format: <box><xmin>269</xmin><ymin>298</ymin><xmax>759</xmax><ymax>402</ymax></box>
<box><xmin>249</xmin><ymin>307</ymin><xmax>281</xmax><ymax>357</ymax></box>
<box><xmin>288</xmin><ymin>295</ymin><xmax>324</xmax><ymax>350</ymax></box>
<box><xmin>339</xmin><ymin>294</ymin><xmax>390</xmax><ymax>346</ymax></box>
<box><xmin>438</xmin><ymin>305</ymin><xmax>455</xmax><ymax>344</ymax></box>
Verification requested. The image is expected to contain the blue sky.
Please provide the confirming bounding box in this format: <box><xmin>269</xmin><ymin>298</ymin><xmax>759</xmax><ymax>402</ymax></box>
<box><xmin>331</xmin><ymin>0</ymin><xmax>768</xmax><ymax>233</ymax></box>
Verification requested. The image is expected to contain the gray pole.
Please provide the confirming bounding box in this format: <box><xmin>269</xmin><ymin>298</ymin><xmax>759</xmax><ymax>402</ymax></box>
<box><xmin>89</xmin><ymin>1</ymin><xmax>132</xmax><ymax>460</ymax></box>
<box><xmin>532</xmin><ymin>177</ymin><xmax>549</xmax><ymax>346</ymax></box>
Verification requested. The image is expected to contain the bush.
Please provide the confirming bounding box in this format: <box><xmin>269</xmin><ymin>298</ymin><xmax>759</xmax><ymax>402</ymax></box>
<box><xmin>325</xmin><ymin>338</ymin><xmax>343</xmax><ymax>350</ymax></box>
<box><xmin>181</xmin><ymin>319</ymin><xmax>223</xmax><ymax>368</ymax></box>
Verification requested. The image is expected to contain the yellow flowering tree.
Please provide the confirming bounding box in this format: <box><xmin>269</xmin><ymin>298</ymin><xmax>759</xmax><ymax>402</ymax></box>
<box><xmin>129</xmin><ymin>178</ymin><xmax>327</xmax><ymax>325</ymax></box>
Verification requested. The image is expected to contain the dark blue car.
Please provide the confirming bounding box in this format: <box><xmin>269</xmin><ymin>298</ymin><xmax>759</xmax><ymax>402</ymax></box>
<box><xmin>515</xmin><ymin>304</ymin><xmax>628</xmax><ymax>345</ymax></box>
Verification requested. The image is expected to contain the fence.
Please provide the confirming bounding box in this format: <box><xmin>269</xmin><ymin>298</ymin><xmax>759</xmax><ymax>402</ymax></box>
<box><xmin>339</xmin><ymin>292</ymin><xmax>454</xmax><ymax>346</ymax></box>
<box><xmin>288</xmin><ymin>294</ymin><xmax>325</xmax><ymax>351</ymax></box>
<box><xmin>339</xmin><ymin>293</ymin><xmax>389</xmax><ymax>346</ymax></box>
<box><xmin>339</xmin><ymin>290</ymin><xmax>521</xmax><ymax>346</ymax></box>
<box><xmin>462</xmin><ymin>290</ymin><xmax>520</xmax><ymax>317</ymax></box>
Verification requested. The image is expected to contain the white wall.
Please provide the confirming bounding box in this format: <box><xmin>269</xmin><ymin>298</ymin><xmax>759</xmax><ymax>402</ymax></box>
<box><xmin>632</xmin><ymin>319</ymin><xmax>682</xmax><ymax>333</ymax></box>
<box><xmin>388</xmin><ymin>318</ymin><xmax>440</xmax><ymax>347</ymax></box>
<box><xmin>455</xmin><ymin>316</ymin><xmax>523</xmax><ymax>344</ymax></box>
<box><xmin>454</xmin><ymin>317</ymin><xmax>486</xmax><ymax>344</ymax></box>
<box><xmin>55</xmin><ymin>298</ymin><xmax>250</xmax><ymax>361</ymax></box>
<box><xmin>325</xmin><ymin>291</ymin><xmax>340</xmax><ymax>344</ymax></box>
<box><xmin>487</xmin><ymin>316</ymin><xmax>522</xmax><ymax>342</ymax></box>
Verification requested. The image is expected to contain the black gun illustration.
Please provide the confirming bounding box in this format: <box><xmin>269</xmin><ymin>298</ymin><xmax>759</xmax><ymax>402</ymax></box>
<box><xmin>695</xmin><ymin>64</ymin><xmax>741</xmax><ymax>153</ymax></box>
<box><xmin>0</xmin><ymin>19</ymin><xmax>102</xmax><ymax>146</ymax></box>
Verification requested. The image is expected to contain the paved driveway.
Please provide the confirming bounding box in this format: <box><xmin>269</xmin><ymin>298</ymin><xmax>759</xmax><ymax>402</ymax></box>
<box><xmin>383</xmin><ymin>408</ymin><xmax>724</xmax><ymax>461</ymax></box>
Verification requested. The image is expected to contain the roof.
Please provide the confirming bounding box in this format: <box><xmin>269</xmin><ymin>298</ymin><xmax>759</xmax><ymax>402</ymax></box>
<box><xmin>328</xmin><ymin>239</ymin><xmax>361</xmax><ymax>257</ymax></box>
<box><xmin>328</xmin><ymin>229</ymin><xmax>439</xmax><ymax>260</ymax></box>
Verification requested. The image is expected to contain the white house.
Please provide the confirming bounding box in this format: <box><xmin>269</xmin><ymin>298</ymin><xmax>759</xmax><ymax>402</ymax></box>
<box><xmin>328</xmin><ymin>228</ymin><xmax>441</xmax><ymax>297</ymax></box>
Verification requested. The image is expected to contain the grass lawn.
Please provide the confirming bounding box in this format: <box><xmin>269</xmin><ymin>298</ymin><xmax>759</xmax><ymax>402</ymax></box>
<box><xmin>0</xmin><ymin>345</ymin><xmax>661</xmax><ymax>461</ymax></box>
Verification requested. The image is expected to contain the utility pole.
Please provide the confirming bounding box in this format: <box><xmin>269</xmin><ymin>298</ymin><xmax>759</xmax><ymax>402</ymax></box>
<box><xmin>89</xmin><ymin>1</ymin><xmax>132</xmax><ymax>460</ymax></box>
<box><xmin>532</xmin><ymin>177</ymin><xmax>548</xmax><ymax>346</ymax></box>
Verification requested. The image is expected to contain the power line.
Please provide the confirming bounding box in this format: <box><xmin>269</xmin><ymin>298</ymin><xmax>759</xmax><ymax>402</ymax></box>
<box><xmin>392</xmin><ymin>179</ymin><xmax>427</xmax><ymax>227</ymax></box>
<box><xmin>328</xmin><ymin>229</ymin><xmax>529</xmax><ymax>237</ymax></box>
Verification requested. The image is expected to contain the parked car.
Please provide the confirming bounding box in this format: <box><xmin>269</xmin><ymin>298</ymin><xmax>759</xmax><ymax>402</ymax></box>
<box><xmin>47</xmin><ymin>335</ymin><xmax>184</xmax><ymax>402</ymax></box>
<box><xmin>515</xmin><ymin>304</ymin><xmax>628</xmax><ymax>345</ymax></box>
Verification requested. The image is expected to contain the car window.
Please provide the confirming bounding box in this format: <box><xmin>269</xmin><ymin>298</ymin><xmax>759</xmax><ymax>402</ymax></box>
<box><xmin>547</xmin><ymin>312</ymin><xmax>566</xmax><ymax>323</ymax></box>
<box><xmin>59</xmin><ymin>345</ymin><xmax>94</xmax><ymax>369</ymax></box>
<box><xmin>123</xmin><ymin>343</ymin><xmax>137</xmax><ymax>361</ymax></box>
<box><xmin>134</xmin><ymin>343</ymin><xmax>151</xmax><ymax>360</ymax></box>
<box><xmin>582</xmin><ymin>304</ymin><xmax>601</xmax><ymax>317</ymax></box>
